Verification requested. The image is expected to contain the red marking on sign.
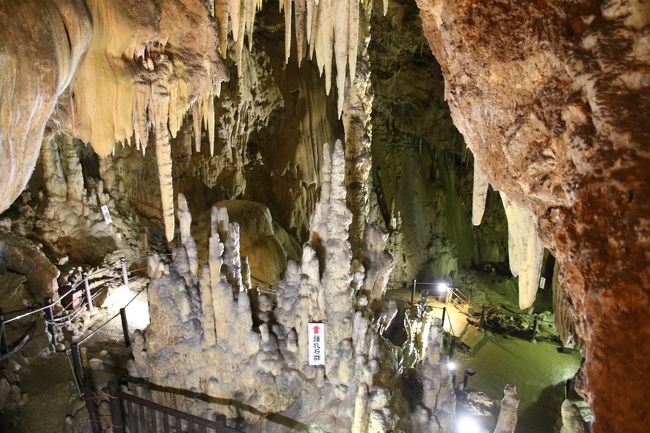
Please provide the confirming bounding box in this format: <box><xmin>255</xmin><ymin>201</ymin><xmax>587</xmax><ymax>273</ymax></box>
<box><xmin>313</xmin><ymin>326</ymin><xmax>320</xmax><ymax>334</ymax></box>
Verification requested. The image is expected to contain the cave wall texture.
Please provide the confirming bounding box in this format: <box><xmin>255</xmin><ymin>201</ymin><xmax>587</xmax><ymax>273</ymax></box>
<box><xmin>368</xmin><ymin>0</ymin><xmax>509</xmax><ymax>286</ymax></box>
<box><xmin>415</xmin><ymin>1</ymin><xmax>650</xmax><ymax>432</ymax></box>
<box><xmin>0</xmin><ymin>0</ymin><xmax>648</xmax><ymax>432</ymax></box>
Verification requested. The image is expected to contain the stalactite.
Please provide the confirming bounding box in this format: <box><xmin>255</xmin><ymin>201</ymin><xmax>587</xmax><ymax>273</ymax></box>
<box><xmin>283</xmin><ymin>0</ymin><xmax>292</xmax><ymax>63</ymax></box>
<box><xmin>472</xmin><ymin>158</ymin><xmax>489</xmax><ymax>226</ymax></box>
<box><xmin>500</xmin><ymin>192</ymin><xmax>544</xmax><ymax>309</ymax></box>
<box><xmin>152</xmin><ymin>84</ymin><xmax>175</xmax><ymax>243</ymax></box>
<box><xmin>334</xmin><ymin>0</ymin><xmax>350</xmax><ymax>116</ymax></box>
<box><xmin>315</xmin><ymin>0</ymin><xmax>334</xmax><ymax>96</ymax></box>
<box><xmin>215</xmin><ymin>0</ymin><xmax>230</xmax><ymax>58</ymax></box>
<box><xmin>230</xmin><ymin>0</ymin><xmax>241</xmax><ymax>42</ymax></box>
<box><xmin>348</xmin><ymin>0</ymin><xmax>360</xmax><ymax>83</ymax></box>
<box><xmin>192</xmin><ymin>101</ymin><xmax>203</xmax><ymax>153</ymax></box>
<box><xmin>306</xmin><ymin>0</ymin><xmax>314</xmax><ymax>45</ymax></box>
<box><xmin>205</xmin><ymin>92</ymin><xmax>216</xmax><ymax>156</ymax></box>
<box><xmin>294</xmin><ymin>0</ymin><xmax>307</xmax><ymax>65</ymax></box>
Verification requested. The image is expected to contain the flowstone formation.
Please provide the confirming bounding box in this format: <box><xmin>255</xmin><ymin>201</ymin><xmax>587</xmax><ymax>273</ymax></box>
<box><xmin>416</xmin><ymin>0</ymin><xmax>650</xmax><ymax>431</ymax></box>
<box><xmin>132</xmin><ymin>142</ymin><xmax>455</xmax><ymax>433</ymax></box>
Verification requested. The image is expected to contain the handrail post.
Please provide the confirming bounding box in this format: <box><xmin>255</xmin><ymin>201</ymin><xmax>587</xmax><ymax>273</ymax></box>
<box><xmin>44</xmin><ymin>298</ymin><xmax>56</xmax><ymax>345</ymax></box>
<box><xmin>83</xmin><ymin>272</ymin><xmax>93</xmax><ymax>311</ymax></box>
<box><xmin>83</xmin><ymin>384</ymin><xmax>102</xmax><ymax>433</ymax></box>
<box><xmin>120</xmin><ymin>308</ymin><xmax>131</xmax><ymax>348</ymax></box>
<box><xmin>448</xmin><ymin>336</ymin><xmax>456</xmax><ymax>360</ymax></box>
<box><xmin>70</xmin><ymin>342</ymin><xmax>85</xmax><ymax>387</ymax></box>
<box><xmin>531</xmin><ymin>314</ymin><xmax>539</xmax><ymax>341</ymax></box>
<box><xmin>441</xmin><ymin>306</ymin><xmax>447</xmax><ymax>329</ymax></box>
<box><xmin>462</xmin><ymin>369</ymin><xmax>476</xmax><ymax>390</ymax></box>
<box><xmin>0</xmin><ymin>309</ymin><xmax>7</xmax><ymax>355</ymax></box>
<box><xmin>108</xmin><ymin>382</ymin><xmax>125</xmax><ymax>433</ymax></box>
<box><xmin>120</xmin><ymin>257</ymin><xmax>129</xmax><ymax>288</ymax></box>
<box><xmin>411</xmin><ymin>279</ymin><xmax>417</xmax><ymax>304</ymax></box>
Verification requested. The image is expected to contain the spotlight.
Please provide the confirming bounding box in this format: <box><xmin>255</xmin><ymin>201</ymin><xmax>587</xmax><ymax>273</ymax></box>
<box><xmin>447</xmin><ymin>361</ymin><xmax>456</xmax><ymax>371</ymax></box>
<box><xmin>456</xmin><ymin>416</ymin><xmax>480</xmax><ymax>433</ymax></box>
<box><xmin>436</xmin><ymin>282</ymin><xmax>450</xmax><ymax>295</ymax></box>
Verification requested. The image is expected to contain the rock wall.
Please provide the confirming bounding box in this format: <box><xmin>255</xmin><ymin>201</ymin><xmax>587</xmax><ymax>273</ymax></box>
<box><xmin>0</xmin><ymin>0</ymin><xmax>91</xmax><ymax>215</ymax></box>
<box><xmin>415</xmin><ymin>1</ymin><xmax>650</xmax><ymax>431</ymax></box>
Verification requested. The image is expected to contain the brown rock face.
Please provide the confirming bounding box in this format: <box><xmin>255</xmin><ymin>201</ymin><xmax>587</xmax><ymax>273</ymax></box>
<box><xmin>0</xmin><ymin>0</ymin><xmax>91</xmax><ymax>214</ymax></box>
<box><xmin>415</xmin><ymin>1</ymin><xmax>650</xmax><ymax>432</ymax></box>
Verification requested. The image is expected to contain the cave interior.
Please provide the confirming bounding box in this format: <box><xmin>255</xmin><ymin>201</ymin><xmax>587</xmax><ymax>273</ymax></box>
<box><xmin>0</xmin><ymin>1</ymin><xmax>648</xmax><ymax>433</ymax></box>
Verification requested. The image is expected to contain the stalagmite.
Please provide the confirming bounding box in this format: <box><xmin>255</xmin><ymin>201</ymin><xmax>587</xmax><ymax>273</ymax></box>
<box><xmin>500</xmin><ymin>192</ymin><xmax>544</xmax><ymax>309</ymax></box>
<box><xmin>472</xmin><ymin>158</ymin><xmax>489</xmax><ymax>226</ymax></box>
<box><xmin>133</xmin><ymin>141</ymin><xmax>456</xmax><ymax>432</ymax></box>
<box><xmin>215</xmin><ymin>207</ymin><xmax>245</xmax><ymax>293</ymax></box>
<box><xmin>560</xmin><ymin>400</ymin><xmax>587</xmax><ymax>433</ymax></box>
<box><xmin>40</xmin><ymin>138</ymin><xmax>68</xmax><ymax>201</ymax></box>
<box><xmin>409</xmin><ymin>319</ymin><xmax>455</xmax><ymax>433</ymax></box>
<box><xmin>177</xmin><ymin>194</ymin><xmax>198</xmax><ymax>280</ymax></box>
<box><xmin>494</xmin><ymin>385</ymin><xmax>519</xmax><ymax>433</ymax></box>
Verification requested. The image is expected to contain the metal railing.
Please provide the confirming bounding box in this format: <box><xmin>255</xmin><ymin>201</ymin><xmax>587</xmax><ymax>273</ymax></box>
<box><xmin>0</xmin><ymin>255</ymin><xmax>155</xmax><ymax>360</ymax></box>
<box><xmin>104</xmin><ymin>384</ymin><xmax>242</xmax><ymax>433</ymax></box>
<box><xmin>409</xmin><ymin>280</ymin><xmax>473</xmax><ymax>311</ymax></box>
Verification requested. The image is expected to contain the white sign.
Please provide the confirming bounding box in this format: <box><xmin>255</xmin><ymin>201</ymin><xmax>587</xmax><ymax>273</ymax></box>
<box><xmin>308</xmin><ymin>323</ymin><xmax>325</xmax><ymax>366</ymax></box>
<box><xmin>101</xmin><ymin>205</ymin><xmax>113</xmax><ymax>225</ymax></box>
<box><xmin>539</xmin><ymin>276</ymin><xmax>546</xmax><ymax>290</ymax></box>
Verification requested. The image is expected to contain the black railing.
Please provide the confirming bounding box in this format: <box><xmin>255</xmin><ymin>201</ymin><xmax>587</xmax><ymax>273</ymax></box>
<box><xmin>104</xmin><ymin>383</ymin><xmax>243</xmax><ymax>433</ymax></box>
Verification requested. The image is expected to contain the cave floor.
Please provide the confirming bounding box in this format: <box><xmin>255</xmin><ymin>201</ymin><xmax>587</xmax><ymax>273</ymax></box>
<box><xmin>1</xmin><ymin>352</ymin><xmax>75</xmax><ymax>433</ymax></box>
<box><xmin>455</xmin><ymin>334</ymin><xmax>582</xmax><ymax>433</ymax></box>
<box><xmin>0</xmin><ymin>282</ymin><xmax>149</xmax><ymax>433</ymax></box>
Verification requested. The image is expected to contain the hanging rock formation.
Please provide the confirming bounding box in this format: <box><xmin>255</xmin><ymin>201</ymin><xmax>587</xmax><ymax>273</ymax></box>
<box><xmin>415</xmin><ymin>1</ymin><xmax>650</xmax><ymax>431</ymax></box>
<box><xmin>500</xmin><ymin>192</ymin><xmax>544</xmax><ymax>309</ymax></box>
<box><xmin>471</xmin><ymin>158</ymin><xmax>489</xmax><ymax>226</ymax></box>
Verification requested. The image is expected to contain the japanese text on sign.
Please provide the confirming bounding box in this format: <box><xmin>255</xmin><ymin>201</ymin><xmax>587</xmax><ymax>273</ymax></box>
<box><xmin>308</xmin><ymin>323</ymin><xmax>325</xmax><ymax>366</ymax></box>
<box><xmin>101</xmin><ymin>205</ymin><xmax>113</xmax><ymax>225</ymax></box>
